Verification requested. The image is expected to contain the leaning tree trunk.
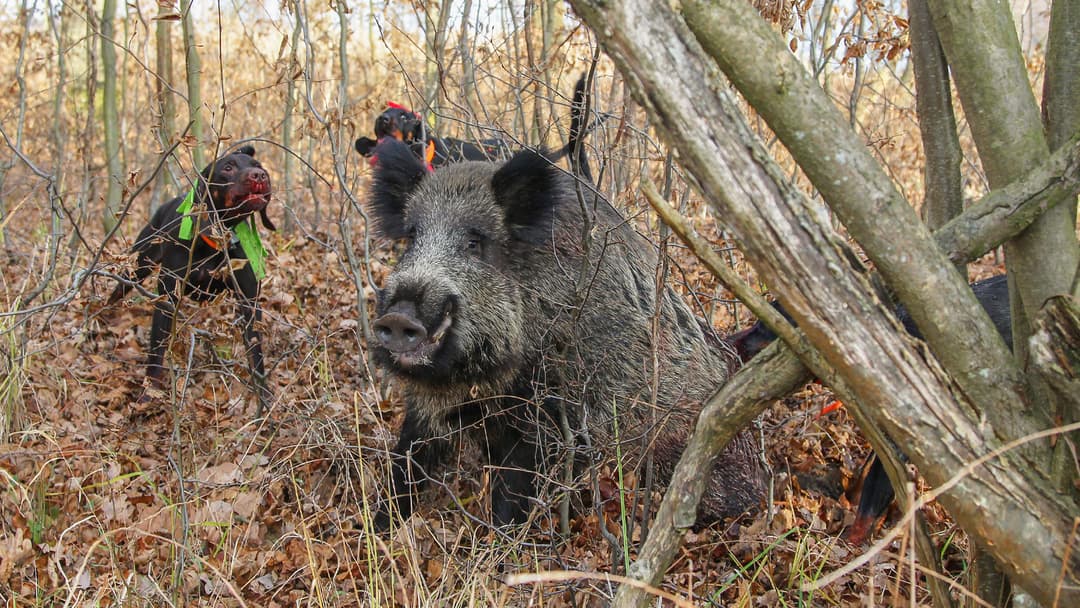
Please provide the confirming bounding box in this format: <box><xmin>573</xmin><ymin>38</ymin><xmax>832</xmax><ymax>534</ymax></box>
<box><xmin>101</xmin><ymin>0</ymin><xmax>122</xmax><ymax>233</ymax></box>
<box><xmin>565</xmin><ymin>1</ymin><xmax>1080</xmax><ymax>607</ymax></box>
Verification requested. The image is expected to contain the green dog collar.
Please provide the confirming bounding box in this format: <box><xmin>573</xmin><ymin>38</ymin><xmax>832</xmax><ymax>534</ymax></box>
<box><xmin>175</xmin><ymin>188</ymin><xmax>267</xmax><ymax>280</ymax></box>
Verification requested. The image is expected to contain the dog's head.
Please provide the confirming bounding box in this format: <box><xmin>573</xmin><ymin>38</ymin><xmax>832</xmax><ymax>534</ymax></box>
<box><xmin>201</xmin><ymin>145</ymin><xmax>275</xmax><ymax>231</ymax></box>
<box><xmin>355</xmin><ymin>102</ymin><xmax>425</xmax><ymax>157</ymax></box>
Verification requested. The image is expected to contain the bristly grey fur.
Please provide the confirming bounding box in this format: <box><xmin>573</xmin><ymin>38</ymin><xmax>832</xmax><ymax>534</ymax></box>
<box><xmin>368</xmin><ymin>138</ymin><xmax>764</xmax><ymax>525</ymax></box>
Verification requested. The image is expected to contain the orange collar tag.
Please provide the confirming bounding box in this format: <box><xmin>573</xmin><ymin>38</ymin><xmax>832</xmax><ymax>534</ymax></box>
<box><xmin>200</xmin><ymin>233</ymin><xmax>223</xmax><ymax>250</ymax></box>
<box><xmin>425</xmin><ymin>140</ymin><xmax>436</xmax><ymax>171</ymax></box>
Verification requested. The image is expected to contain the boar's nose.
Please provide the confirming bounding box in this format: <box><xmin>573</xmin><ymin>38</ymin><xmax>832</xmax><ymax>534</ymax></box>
<box><xmin>373</xmin><ymin>310</ymin><xmax>428</xmax><ymax>353</ymax></box>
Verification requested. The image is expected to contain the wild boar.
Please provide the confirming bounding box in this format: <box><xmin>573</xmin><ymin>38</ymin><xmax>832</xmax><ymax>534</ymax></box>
<box><xmin>367</xmin><ymin>137</ymin><xmax>764</xmax><ymax>528</ymax></box>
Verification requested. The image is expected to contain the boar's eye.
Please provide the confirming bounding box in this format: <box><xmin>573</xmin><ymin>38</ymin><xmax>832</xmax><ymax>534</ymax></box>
<box><xmin>464</xmin><ymin>233</ymin><xmax>485</xmax><ymax>257</ymax></box>
<box><xmin>462</xmin><ymin>230</ymin><xmax>488</xmax><ymax>255</ymax></box>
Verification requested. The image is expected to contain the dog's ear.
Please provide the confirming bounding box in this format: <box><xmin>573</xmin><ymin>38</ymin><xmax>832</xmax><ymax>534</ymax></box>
<box><xmin>355</xmin><ymin>137</ymin><xmax>378</xmax><ymax>157</ymax></box>
<box><xmin>369</xmin><ymin>139</ymin><xmax>428</xmax><ymax>238</ymax></box>
<box><xmin>259</xmin><ymin>208</ymin><xmax>277</xmax><ymax>231</ymax></box>
<box><xmin>237</xmin><ymin>145</ymin><xmax>256</xmax><ymax>157</ymax></box>
<box><xmin>491</xmin><ymin>150</ymin><xmax>563</xmax><ymax>244</ymax></box>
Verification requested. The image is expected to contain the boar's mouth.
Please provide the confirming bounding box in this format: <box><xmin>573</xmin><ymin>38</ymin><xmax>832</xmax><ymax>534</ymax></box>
<box><xmin>396</xmin><ymin>312</ymin><xmax>452</xmax><ymax>367</ymax></box>
<box><xmin>374</xmin><ymin>302</ymin><xmax>454</xmax><ymax>370</ymax></box>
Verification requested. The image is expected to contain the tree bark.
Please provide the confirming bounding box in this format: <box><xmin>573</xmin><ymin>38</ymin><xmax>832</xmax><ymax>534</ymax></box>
<box><xmin>909</xmin><ymin>0</ymin><xmax>963</xmax><ymax>236</ymax></box>
<box><xmin>423</xmin><ymin>0</ymin><xmax>454</xmax><ymax>131</ymax></box>
<box><xmin>1043</xmin><ymin>0</ymin><xmax>1080</xmax><ymax>157</ymax></box>
<box><xmin>179</xmin><ymin>0</ymin><xmax>205</xmax><ymax>168</ymax></box>
<box><xmin>928</xmin><ymin>0</ymin><xmax>1078</xmax><ymax>396</ymax></box>
<box><xmin>564</xmin><ymin>2</ymin><xmax>1080</xmax><ymax>606</ymax></box>
<box><xmin>928</xmin><ymin>2</ymin><xmax>1079</xmax><ymax>601</ymax></box>
<box><xmin>1030</xmin><ymin>296</ymin><xmax>1080</xmax><ymax>421</ymax></box>
<box><xmin>153</xmin><ymin>5</ymin><xmax>178</xmax><ymax>211</ymax></box>
<box><xmin>100</xmin><ymin>0</ymin><xmax>122</xmax><ymax>233</ymax></box>
<box><xmin>282</xmin><ymin>4</ymin><xmax>301</xmax><ymax>234</ymax></box>
<box><xmin>675</xmin><ymin>0</ymin><xmax>1037</xmax><ymax>449</ymax></box>
<box><xmin>934</xmin><ymin>136</ymin><xmax>1080</xmax><ymax>266</ymax></box>
<box><xmin>1041</xmin><ymin>0</ymin><xmax>1080</xmax><ymax>501</ymax></box>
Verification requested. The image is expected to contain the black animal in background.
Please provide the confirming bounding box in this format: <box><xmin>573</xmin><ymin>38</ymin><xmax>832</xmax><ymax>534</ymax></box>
<box><xmin>729</xmin><ymin>274</ymin><xmax>1011</xmax><ymax>541</ymax></box>
<box><xmin>354</xmin><ymin>100</ymin><xmax>508</xmax><ymax>168</ymax></box>
<box><xmin>109</xmin><ymin>145</ymin><xmax>275</xmax><ymax>415</ymax></box>
<box><xmin>356</xmin><ymin>76</ymin><xmax>595</xmax><ymax>182</ymax></box>
<box><xmin>365</xmin><ymin>132</ymin><xmax>764</xmax><ymax>529</ymax></box>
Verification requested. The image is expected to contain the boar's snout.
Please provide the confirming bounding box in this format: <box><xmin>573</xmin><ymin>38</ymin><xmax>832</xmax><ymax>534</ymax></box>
<box><xmin>373</xmin><ymin>306</ymin><xmax>428</xmax><ymax>353</ymax></box>
<box><xmin>371</xmin><ymin>295</ymin><xmax>456</xmax><ymax>368</ymax></box>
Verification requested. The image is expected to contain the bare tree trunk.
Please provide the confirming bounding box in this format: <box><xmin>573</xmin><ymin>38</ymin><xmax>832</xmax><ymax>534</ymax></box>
<box><xmin>46</xmin><ymin>0</ymin><xmax>69</xmax><ymax>265</ymax></box>
<box><xmin>179</xmin><ymin>0</ymin><xmax>205</xmax><ymax>168</ymax></box>
<box><xmin>928</xmin><ymin>0</ymin><xmax>1078</xmax><ymax>365</ymax></box>
<box><xmin>910</xmin><ymin>0</ymin><xmax>963</xmax><ymax>236</ymax></box>
<box><xmin>293</xmin><ymin>0</ymin><xmax>320</xmax><ymax>227</ymax></box>
<box><xmin>565</xmin><ymin>2</ymin><xmax>1080</xmax><ymax>606</ymax></box>
<box><xmin>928</xmin><ymin>2</ymin><xmax>1079</xmax><ymax>603</ymax></box>
<box><xmin>153</xmin><ymin>5</ymin><xmax>178</xmax><ymax>210</ymax></box>
<box><xmin>1042</xmin><ymin>0</ymin><xmax>1080</xmax><ymax>503</ymax></box>
<box><xmin>523</xmin><ymin>0</ymin><xmax>542</xmax><ymax>144</ymax></box>
<box><xmin>675</xmin><ymin>0</ymin><xmax>1034</xmax><ymax>449</ymax></box>
<box><xmin>457</xmin><ymin>0</ymin><xmax>477</xmax><ymax>126</ymax></box>
<box><xmin>76</xmin><ymin>0</ymin><xmax>98</xmax><ymax>243</ymax></box>
<box><xmin>282</xmin><ymin>5</ymin><xmax>301</xmax><ymax>234</ymax></box>
<box><xmin>0</xmin><ymin>0</ymin><xmax>33</xmax><ymax>247</ymax></box>
<box><xmin>423</xmin><ymin>1</ymin><xmax>454</xmax><ymax>130</ymax></box>
<box><xmin>101</xmin><ymin>0</ymin><xmax>123</xmax><ymax>233</ymax></box>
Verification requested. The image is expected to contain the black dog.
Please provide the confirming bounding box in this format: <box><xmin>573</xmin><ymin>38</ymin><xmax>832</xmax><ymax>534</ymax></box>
<box><xmin>354</xmin><ymin>101</ymin><xmax>508</xmax><ymax>169</ymax></box>
<box><xmin>729</xmin><ymin>274</ymin><xmax>1011</xmax><ymax>542</ymax></box>
<box><xmin>355</xmin><ymin>76</ymin><xmax>594</xmax><ymax>181</ymax></box>
<box><xmin>109</xmin><ymin>145</ymin><xmax>275</xmax><ymax>414</ymax></box>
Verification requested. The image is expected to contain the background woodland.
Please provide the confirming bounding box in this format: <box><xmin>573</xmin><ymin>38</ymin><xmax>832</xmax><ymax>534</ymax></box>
<box><xmin>0</xmin><ymin>0</ymin><xmax>1076</xmax><ymax>606</ymax></box>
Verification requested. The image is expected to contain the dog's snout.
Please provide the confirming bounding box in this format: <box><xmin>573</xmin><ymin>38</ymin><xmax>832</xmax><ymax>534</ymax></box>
<box><xmin>244</xmin><ymin>167</ymin><xmax>270</xmax><ymax>191</ymax></box>
<box><xmin>375</xmin><ymin>116</ymin><xmax>392</xmax><ymax>136</ymax></box>
<box><xmin>373</xmin><ymin>309</ymin><xmax>428</xmax><ymax>353</ymax></box>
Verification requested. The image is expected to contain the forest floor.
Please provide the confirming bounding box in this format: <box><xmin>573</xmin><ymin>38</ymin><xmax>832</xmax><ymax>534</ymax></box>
<box><xmin>0</xmin><ymin>181</ymin><xmax>1006</xmax><ymax>607</ymax></box>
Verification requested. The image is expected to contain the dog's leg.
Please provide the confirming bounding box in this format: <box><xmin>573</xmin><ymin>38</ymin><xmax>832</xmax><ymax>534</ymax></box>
<box><xmin>144</xmin><ymin>275</ymin><xmax>178</xmax><ymax>401</ymax></box>
<box><xmin>109</xmin><ymin>230</ymin><xmax>163</xmax><ymax>305</ymax></box>
<box><xmin>234</xmin><ymin>266</ymin><xmax>270</xmax><ymax>417</ymax></box>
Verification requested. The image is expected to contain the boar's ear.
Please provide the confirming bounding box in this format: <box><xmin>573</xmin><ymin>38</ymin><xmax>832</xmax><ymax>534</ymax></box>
<box><xmin>369</xmin><ymin>138</ymin><xmax>427</xmax><ymax>238</ymax></box>
<box><xmin>491</xmin><ymin>149</ymin><xmax>562</xmax><ymax>243</ymax></box>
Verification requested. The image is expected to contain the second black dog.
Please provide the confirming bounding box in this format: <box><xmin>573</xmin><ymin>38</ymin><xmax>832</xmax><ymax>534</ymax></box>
<box><xmin>728</xmin><ymin>275</ymin><xmax>1011</xmax><ymax>542</ymax></box>
<box><xmin>354</xmin><ymin>101</ymin><xmax>508</xmax><ymax>168</ymax></box>
<box><xmin>109</xmin><ymin>145</ymin><xmax>275</xmax><ymax>414</ymax></box>
<box><xmin>355</xmin><ymin>76</ymin><xmax>594</xmax><ymax>181</ymax></box>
